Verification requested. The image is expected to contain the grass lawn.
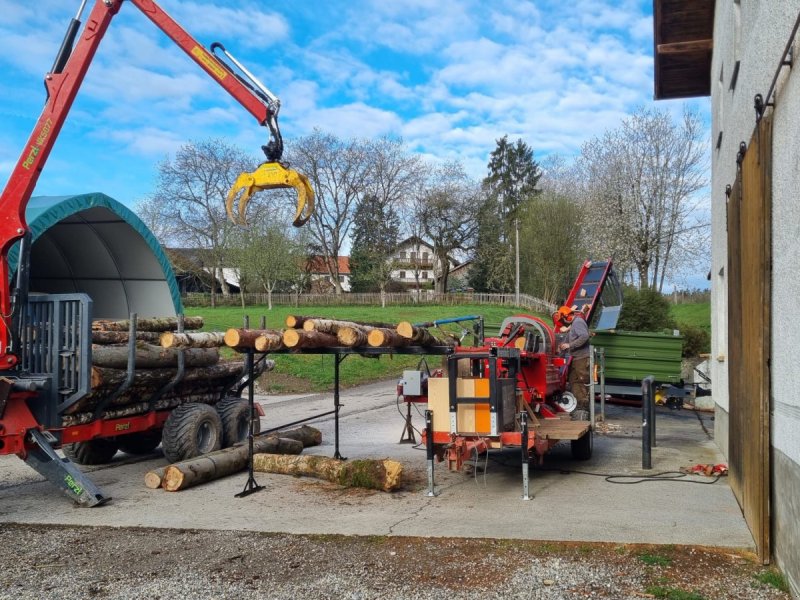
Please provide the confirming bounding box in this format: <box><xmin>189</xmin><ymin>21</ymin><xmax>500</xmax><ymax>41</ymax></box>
<box><xmin>670</xmin><ymin>302</ymin><xmax>710</xmax><ymax>331</ymax></box>
<box><xmin>187</xmin><ymin>304</ymin><xmax>537</xmax><ymax>393</ymax></box>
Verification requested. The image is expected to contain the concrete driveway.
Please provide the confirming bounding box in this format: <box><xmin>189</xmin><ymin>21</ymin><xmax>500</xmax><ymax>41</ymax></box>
<box><xmin>0</xmin><ymin>380</ymin><xmax>754</xmax><ymax>549</ymax></box>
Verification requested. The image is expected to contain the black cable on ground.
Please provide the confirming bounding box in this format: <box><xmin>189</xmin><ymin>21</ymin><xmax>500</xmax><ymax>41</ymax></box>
<box><xmin>534</xmin><ymin>467</ymin><xmax>722</xmax><ymax>485</ymax></box>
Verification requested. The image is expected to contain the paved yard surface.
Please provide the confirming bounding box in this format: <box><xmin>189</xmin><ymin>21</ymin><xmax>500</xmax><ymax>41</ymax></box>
<box><xmin>0</xmin><ymin>381</ymin><xmax>775</xmax><ymax>599</ymax></box>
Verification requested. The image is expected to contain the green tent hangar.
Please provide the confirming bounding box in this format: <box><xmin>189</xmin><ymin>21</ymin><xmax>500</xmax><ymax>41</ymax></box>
<box><xmin>9</xmin><ymin>193</ymin><xmax>181</xmax><ymax>318</ymax></box>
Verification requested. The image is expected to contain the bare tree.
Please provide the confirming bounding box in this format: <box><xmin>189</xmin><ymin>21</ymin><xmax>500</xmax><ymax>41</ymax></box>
<box><xmin>144</xmin><ymin>139</ymin><xmax>259</xmax><ymax>306</ymax></box>
<box><xmin>417</xmin><ymin>162</ymin><xmax>480</xmax><ymax>293</ymax></box>
<box><xmin>285</xmin><ymin>130</ymin><xmax>369</xmax><ymax>294</ymax></box>
<box><xmin>574</xmin><ymin>107</ymin><xmax>708</xmax><ymax>290</ymax></box>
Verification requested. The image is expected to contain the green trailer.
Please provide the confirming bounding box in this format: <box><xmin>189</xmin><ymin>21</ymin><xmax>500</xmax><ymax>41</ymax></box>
<box><xmin>590</xmin><ymin>330</ymin><xmax>692</xmax><ymax>405</ymax></box>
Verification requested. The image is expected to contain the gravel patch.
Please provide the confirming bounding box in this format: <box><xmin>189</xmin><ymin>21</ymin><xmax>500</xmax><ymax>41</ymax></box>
<box><xmin>0</xmin><ymin>524</ymin><xmax>790</xmax><ymax>600</ymax></box>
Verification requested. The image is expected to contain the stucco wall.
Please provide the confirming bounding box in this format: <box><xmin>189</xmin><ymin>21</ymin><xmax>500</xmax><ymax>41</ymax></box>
<box><xmin>711</xmin><ymin>1</ymin><xmax>800</xmax><ymax>593</ymax></box>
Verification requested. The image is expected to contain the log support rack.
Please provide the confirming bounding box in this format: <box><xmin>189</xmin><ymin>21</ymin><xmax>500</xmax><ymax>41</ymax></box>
<box><xmin>232</xmin><ymin>341</ymin><xmax>453</xmax><ymax>497</ymax></box>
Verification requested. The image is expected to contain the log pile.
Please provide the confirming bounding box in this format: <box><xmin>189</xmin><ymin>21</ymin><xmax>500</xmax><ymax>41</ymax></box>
<box><xmin>62</xmin><ymin>316</ymin><xmax>260</xmax><ymax>426</ymax></box>
<box><xmin>146</xmin><ymin>425</ymin><xmax>323</xmax><ymax>491</ymax></box>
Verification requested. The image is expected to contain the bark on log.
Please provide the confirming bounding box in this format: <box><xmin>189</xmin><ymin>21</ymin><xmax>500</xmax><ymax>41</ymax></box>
<box><xmin>303</xmin><ymin>318</ymin><xmax>394</xmax><ymax>334</ymax></box>
<box><xmin>160</xmin><ymin>331</ymin><xmax>227</xmax><ymax>349</ymax></box>
<box><xmin>282</xmin><ymin>329</ymin><xmax>339</xmax><ymax>349</ymax></box>
<box><xmin>62</xmin><ymin>393</ymin><xmax>224</xmax><ymax>426</ymax></box>
<box><xmin>92</xmin><ymin>316</ymin><xmax>204</xmax><ymax>332</ymax></box>
<box><xmin>255</xmin><ymin>331</ymin><xmax>286</xmax><ymax>352</ymax></box>
<box><xmin>337</xmin><ymin>326</ymin><xmax>369</xmax><ymax>347</ymax></box>
<box><xmin>162</xmin><ymin>437</ymin><xmax>303</xmax><ymax>492</ymax></box>
<box><xmin>396</xmin><ymin>322</ymin><xmax>439</xmax><ymax>345</ymax></box>
<box><xmin>90</xmin><ymin>362</ymin><xmax>247</xmax><ymax>390</ymax></box>
<box><xmin>253</xmin><ymin>454</ymin><xmax>403</xmax><ymax>492</ymax></box>
<box><xmin>157</xmin><ymin>426</ymin><xmax>320</xmax><ymax>492</ymax></box>
<box><xmin>92</xmin><ymin>331</ymin><xmax>162</xmax><ymax>344</ymax></box>
<box><xmin>367</xmin><ymin>328</ymin><xmax>410</xmax><ymax>348</ymax></box>
<box><xmin>224</xmin><ymin>328</ymin><xmax>283</xmax><ymax>350</ymax></box>
<box><xmin>91</xmin><ymin>343</ymin><xmax>219</xmax><ymax>369</ymax></box>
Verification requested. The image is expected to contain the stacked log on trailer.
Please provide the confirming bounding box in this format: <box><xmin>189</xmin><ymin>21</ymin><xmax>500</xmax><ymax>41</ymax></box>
<box><xmin>61</xmin><ymin>317</ymin><xmax>263</xmax><ymax>426</ymax></box>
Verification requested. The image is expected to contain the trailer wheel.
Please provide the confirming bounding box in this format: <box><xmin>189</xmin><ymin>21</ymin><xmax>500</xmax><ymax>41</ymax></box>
<box><xmin>162</xmin><ymin>403</ymin><xmax>223</xmax><ymax>463</ymax></box>
<box><xmin>62</xmin><ymin>438</ymin><xmax>119</xmax><ymax>465</ymax></box>
<box><xmin>117</xmin><ymin>430</ymin><xmax>162</xmax><ymax>455</ymax></box>
<box><xmin>216</xmin><ymin>398</ymin><xmax>260</xmax><ymax>447</ymax></box>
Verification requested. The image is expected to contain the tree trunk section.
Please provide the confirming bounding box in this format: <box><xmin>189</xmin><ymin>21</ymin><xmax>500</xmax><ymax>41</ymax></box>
<box><xmin>92</xmin><ymin>331</ymin><xmax>162</xmax><ymax>344</ymax></box>
<box><xmin>337</xmin><ymin>326</ymin><xmax>368</xmax><ymax>347</ymax></box>
<box><xmin>162</xmin><ymin>437</ymin><xmax>303</xmax><ymax>492</ymax></box>
<box><xmin>282</xmin><ymin>329</ymin><xmax>338</xmax><ymax>349</ymax></box>
<box><xmin>90</xmin><ymin>343</ymin><xmax>219</xmax><ymax>369</ymax></box>
<box><xmin>285</xmin><ymin>315</ymin><xmax>323</xmax><ymax>329</ymax></box>
<box><xmin>253</xmin><ymin>454</ymin><xmax>403</xmax><ymax>492</ymax></box>
<box><xmin>255</xmin><ymin>331</ymin><xmax>286</xmax><ymax>352</ymax></box>
<box><xmin>90</xmin><ymin>361</ymin><xmax>246</xmax><ymax>390</ymax></box>
<box><xmin>145</xmin><ymin>468</ymin><xmax>166</xmax><ymax>489</ymax></box>
<box><xmin>396</xmin><ymin>322</ymin><xmax>439</xmax><ymax>345</ymax></box>
<box><xmin>367</xmin><ymin>328</ymin><xmax>410</xmax><ymax>348</ymax></box>
<box><xmin>224</xmin><ymin>328</ymin><xmax>282</xmax><ymax>350</ymax></box>
<box><xmin>92</xmin><ymin>316</ymin><xmax>204</xmax><ymax>332</ymax></box>
<box><xmin>157</xmin><ymin>425</ymin><xmax>320</xmax><ymax>492</ymax></box>
<box><xmin>160</xmin><ymin>331</ymin><xmax>227</xmax><ymax>349</ymax></box>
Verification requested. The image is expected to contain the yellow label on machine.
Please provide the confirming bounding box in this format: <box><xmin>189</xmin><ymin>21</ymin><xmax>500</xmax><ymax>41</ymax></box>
<box><xmin>191</xmin><ymin>46</ymin><xmax>227</xmax><ymax>80</ymax></box>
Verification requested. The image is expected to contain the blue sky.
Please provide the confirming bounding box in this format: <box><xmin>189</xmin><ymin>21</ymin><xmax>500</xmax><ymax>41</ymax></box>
<box><xmin>0</xmin><ymin>0</ymin><xmax>709</xmax><ymax>211</ymax></box>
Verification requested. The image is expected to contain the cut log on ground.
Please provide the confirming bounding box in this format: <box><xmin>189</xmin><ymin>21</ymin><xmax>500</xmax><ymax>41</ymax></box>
<box><xmin>255</xmin><ymin>331</ymin><xmax>286</xmax><ymax>352</ymax></box>
<box><xmin>396</xmin><ymin>322</ymin><xmax>440</xmax><ymax>346</ymax></box>
<box><xmin>282</xmin><ymin>329</ymin><xmax>338</xmax><ymax>349</ymax></box>
<box><xmin>160</xmin><ymin>331</ymin><xmax>227</xmax><ymax>349</ymax></box>
<box><xmin>367</xmin><ymin>328</ymin><xmax>410</xmax><ymax>348</ymax></box>
<box><xmin>162</xmin><ymin>437</ymin><xmax>303</xmax><ymax>492</ymax></box>
<box><xmin>155</xmin><ymin>425</ymin><xmax>321</xmax><ymax>492</ymax></box>
<box><xmin>253</xmin><ymin>454</ymin><xmax>403</xmax><ymax>492</ymax></box>
<box><xmin>224</xmin><ymin>328</ymin><xmax>283</xmax><ymax>350</ymax></box>
<box><xmin>92</xmin><ymin>331</ymin><xmax>162</xmax><ymax>344</ymax></box>
<box><xmin>145</xmin><ymin>468</ymin><xmax>166</xmax><ymax>489</ymax></box>
<box><xmin>91</xmin><ymin>343</ymin><xmax>219</xmax><ymax>369</ymax></box>
<box><xmin>92</xmin><ymin>316</ymin><xmax>204</xmax><ymax>332</ymax></box>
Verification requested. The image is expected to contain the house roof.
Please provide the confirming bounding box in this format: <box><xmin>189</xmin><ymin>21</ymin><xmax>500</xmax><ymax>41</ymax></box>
<box><xmin>307</xmin><ymin>255</ymin><xmax>350</xmax><ymax>275</ymax></box>
<box><xmin>396</xmin><ymin>236</ymin><xmax>434</xmax><ymax>250</ymax></box>
<box><xmin>653</xmin><ymin>0</ymin><xmax>715</xmax><ymax>100</ymax></box>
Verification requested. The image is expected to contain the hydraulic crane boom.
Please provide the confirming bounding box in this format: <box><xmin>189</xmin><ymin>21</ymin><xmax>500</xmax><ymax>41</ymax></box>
<box><xmin>0</xmin><ymin>0</ymin><xmax>313</xmax><ymax>366</ymax></box>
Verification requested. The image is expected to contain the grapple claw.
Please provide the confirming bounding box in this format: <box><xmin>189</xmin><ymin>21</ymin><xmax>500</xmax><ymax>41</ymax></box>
<box><xmin>225</xmin><ymin>162</ymin><xmax>314</xmax><ymax>227</ymax></box>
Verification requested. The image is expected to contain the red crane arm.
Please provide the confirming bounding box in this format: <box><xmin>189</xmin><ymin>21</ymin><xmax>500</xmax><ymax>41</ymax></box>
<box><xmin>0</xmin><ymin>0</ymin><xmax>282</xmax><ymax>365</ymax></box>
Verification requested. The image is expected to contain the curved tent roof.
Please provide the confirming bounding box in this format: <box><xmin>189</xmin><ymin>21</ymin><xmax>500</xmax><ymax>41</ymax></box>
<box><xmin>9</xmin><ymin>193</ymin><xmax>181</xmax><ymax>319</ymax></box>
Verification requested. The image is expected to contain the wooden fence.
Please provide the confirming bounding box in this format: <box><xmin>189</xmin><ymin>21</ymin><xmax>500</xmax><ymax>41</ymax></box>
<box><xmin>183</xmin><ymin>291</ymin><xmax>557</xmax><ymax>314</ymax></box>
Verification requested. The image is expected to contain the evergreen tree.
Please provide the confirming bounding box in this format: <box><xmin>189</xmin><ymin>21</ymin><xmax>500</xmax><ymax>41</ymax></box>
<box><xmin>349</xmin><ymin>195</ymin><xmax>400</xmax><ymax>293</ymax></box>
<box><xmin>470</xmin><ymin>136</ymin><xmax>542</xmax><ymax>292</ymax></box>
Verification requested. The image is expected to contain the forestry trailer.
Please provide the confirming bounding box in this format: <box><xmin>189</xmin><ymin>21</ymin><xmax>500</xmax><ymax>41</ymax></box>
<box><xmin>400</xmin><ymin>260</ymin><xmax>622</xmax><ymax>480</ymax></box>
<box><xmin>0</xmin><ymin>0</ymin><xmax>314</xmax><ymax>506</ymax></box>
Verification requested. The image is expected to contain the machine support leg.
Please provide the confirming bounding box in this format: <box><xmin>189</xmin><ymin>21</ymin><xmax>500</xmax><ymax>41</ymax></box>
<box><xmin>399</xmin><ymin>400</ymin><xmax>416</xmax><ymax>444</ymax></box>
<box><xmin>424</xmin><ymin>410</ymin><xmax>437</xmax><ymax>497</ymax></box>
<box><xmin>642</xmin><ymin>376</ymin><xmax>654</xmax><ymax>470</ymax></box>
<box><xmin>23</xmin><ymin>429</ymin><xmax>111</xmax><ymax>507</ymax></box>
<box><xmin>236</xmin><ymin>348</ymin><xmax>264</xmax><ymax>498</ymax></box>
<box><xmin>520</xmin><ymin>412</ymin><xmax>532</xmax><ymax>500</ymax></box>
<box><xmin>333</xmin><ymin>353</ymin><xmax>347</xmax><ymax>461</ymax></box>
<box><xmin>589</xmin><ymin>349</ymin><xmax>596</xmax><ymax>426</ymax></box>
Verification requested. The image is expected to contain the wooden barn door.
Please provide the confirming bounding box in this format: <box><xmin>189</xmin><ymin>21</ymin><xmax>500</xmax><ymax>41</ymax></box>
<box><xmin>727</xmin><ymin>115</ymin><xmax>772</xmax><ymax>562</ymax></box>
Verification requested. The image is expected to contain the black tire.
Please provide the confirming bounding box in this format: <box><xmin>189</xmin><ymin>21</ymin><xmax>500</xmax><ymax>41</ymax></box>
<box><xmin>62</xmin><ymin>438</ymin><xmax>119</xmax><ymax>465</ymax></box>
<box><xmin>161</xmin><ymin>403</ymin><xmax>223</xmax><ymax>463</ymax></box>
<box><xmin>117</xmin><ymin>430</ymin><xmax>162</xmax><ymax>455</ymax></box>
<box><xmin>216</xmin><ymin>398</ymin><xmax>260</xmax><ymax>447</ymax></box>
